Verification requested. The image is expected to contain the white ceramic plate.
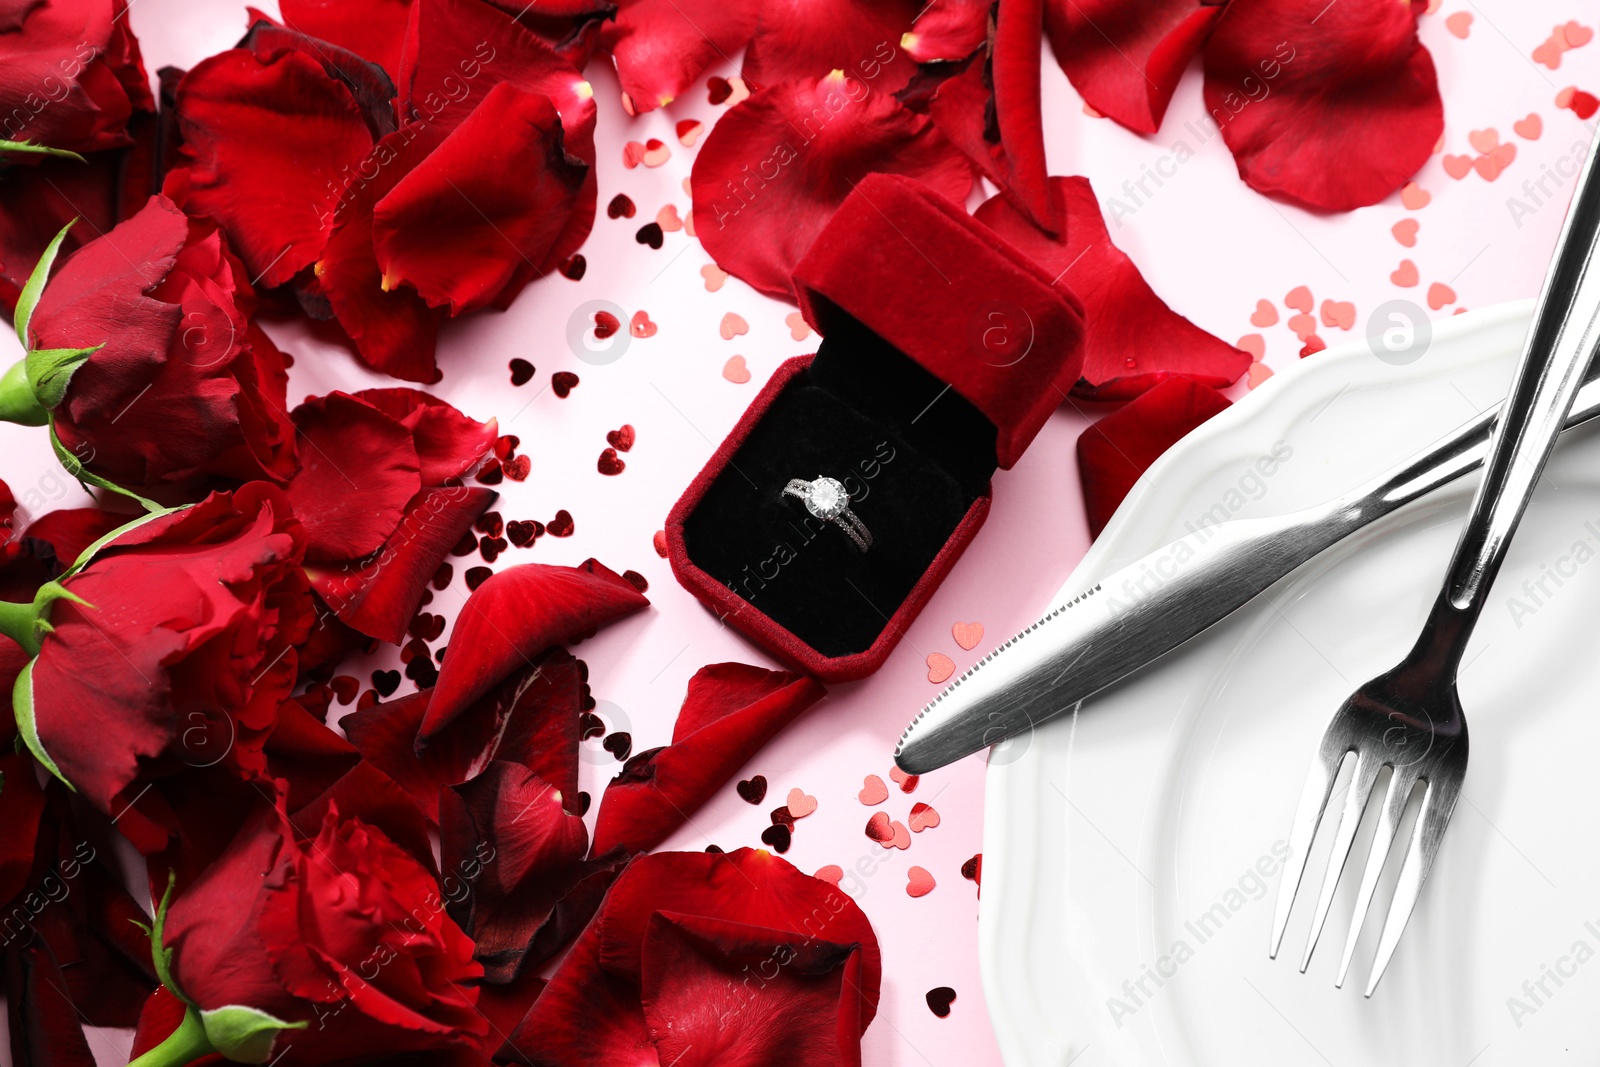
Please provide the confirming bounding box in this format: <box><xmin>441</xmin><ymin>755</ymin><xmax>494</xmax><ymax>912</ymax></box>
<box><xmin>982</xmin><ymin>301</ymin><xmax>1600</xmax><ymax>1066</ymax></box>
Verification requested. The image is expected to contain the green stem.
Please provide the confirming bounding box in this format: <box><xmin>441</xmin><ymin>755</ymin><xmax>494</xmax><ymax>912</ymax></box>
<box><xmin>0</xmin><ymin>598</ymin><xmax>40</xmax><ymax>656</ymax></box>
<box><xmin>126</xmin><ymin>1005</ymin><xmax>216</xmax><ymax>1067</ymax></box>
<box><xmin>0</xmin><ymin>360</ymin><xmax>46</xmax><ymax>426</ymax></box>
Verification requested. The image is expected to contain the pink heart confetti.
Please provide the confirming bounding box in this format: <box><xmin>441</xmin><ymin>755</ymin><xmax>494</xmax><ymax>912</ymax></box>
<box><xmin>858</xmin><ymin>775</ymin><xmax>889</xmax><ymax>806</ymax></box>
<box><xmin>786</xmin><ymin>787</ymin><xmax>817</xmax><ymax>819</ymax></box>
<box><xmin>951</xmin><ymin>621</ymin><xmax>983</xmax><ymax>650</ymax></box>
<box><xmin>907</xmin><ymin>866</ymin><xmax>936</xmax><ymax>897</ymax></box>
<box><xmin>909</xmin><ymin>802</ymin><xmax>941</xmax><ymax>832</ymax></box>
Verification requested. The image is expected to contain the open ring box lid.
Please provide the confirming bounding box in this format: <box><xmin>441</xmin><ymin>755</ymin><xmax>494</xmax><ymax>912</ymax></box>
<box><xmin>665</xmin><ymin>173</ymin><xmax>1085</xmax><ymax>682</ymax></box>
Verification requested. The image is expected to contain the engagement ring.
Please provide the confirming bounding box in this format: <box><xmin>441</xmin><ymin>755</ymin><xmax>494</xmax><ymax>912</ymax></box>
<box><xmin>783</xmin><ymin>476</ymin><xmax>873</xmax><ymax>553</ymax></box>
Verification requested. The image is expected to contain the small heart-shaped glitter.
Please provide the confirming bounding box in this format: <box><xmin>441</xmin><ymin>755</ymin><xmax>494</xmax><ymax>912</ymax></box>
<box><xmin>722</xmin><ymin>355</ymin><xmax>751</xmax><ymax>384</ymax></box>
<box><xmin>926</xmin><ymin>987</ymin><xmax>957</xmax><ymax>1018</ymax></box>
<box><xmin>701</xmin><ymin>263</ymin><xmax>728</xmax><ymax>291</ymax></box>
<box><xmin>909</xmin><ymin>802</ymin><xmax>940</xmax><ymax>832</ymax></box>
<box><xmin>1391</xmin><ymin>218</ymin><xmax>1419</xmax><ymax>247</ymax></box>
<box><xmin>607</xmin><ymin>424</ymin><xmax>636</xmax><ymax>452</ymax></box>
<box><xmin>1442</xmin><ymin>153</ymin><xmax>1474</xmax><ymax>180</ymax></box>
<box><xmin>858</xmin><ymin>775</ymin><xmax>889</xmax><ymax>806</ymax></box>
<box><xmin>1390</xmin><ymin>259</ymin><xmax>1419</xmax><ymax>287</ymax></box>
<box><xmin>736</xmin><ymin>776</ymin><xmax>766</xmax><ymax>803</ymax></box>
<box><xmin>509</xmin><ymin>357</ymin><xmax>535</xmax><ymax>385</ymax></box>
<box><xmin>597</xmin><ymin>448</ymin><xmax>626</xmax><ymax>475</ymax></box>
<box><xmin>1513</xmin><ymin>113</ymin><xmax>1543</xmax><ymax>140</ymax></box>
<box><xmin>1444</xmin><ymin>10</ymin><xmax>1471</xmax><ymax>37</ymax></box>
<box><xmin>1287</xmin><ymin>312</ymin><xmax>1317</xmax><ymax>341</ymax></box>
<box><xmin>1467</xmin><ymin>127</ymin><xmax>1499</xmax><ymax>154</ymax></box>
<box><xmin>927</xmin><ymin>652</ymin><xmax>955</xmax><ymax>684</ymax></box>
<box><xmin>951</xmin><ymin>621</ymin><xmax>983</xmax><ymax>650</ymax></box>
<box><xmin>629</xmin><ymin>310</ymin><xmax>657</xmax><ymax>338</ymax></box>
<box><xmin>889</xmin><ymin>766</ymin><xmax>919</xmax><ymax>793</ymax></box>
<box><xmin>907</xmin><ymin>866</ymin><xmax>936</xmax><ymax>897</ymax></box>
<box><xmin>656</xmin><ymin>204</ymin><xmax>683</xmax><ymax>232</ymax></box>
<box><xmin>760</xmin><ymin>823</ymin><xmax>792</xmax><ymax>853</ymax></box>
<box><xmin>865</xmin><ymin>811</ymin><xmax>895</xmax><ymax>844</ymax></box>
<box><xmin>814</xmin><ymin>864</ymin><xmax>843</xmax><ymax>886</ymax></box>
<box><xmin>719</xmin><ymin>312</ymin><xmax>749</xmax><ymax>340</ymax></box>
<box><xmin>603</xmin><ymin>732</ymin><xmax>632</xmax><ymax>760</ymax></box>
<box><xmin>1236</xmin><ymin>333</ymin><xmax>1265</xmax><ymax>360</ymax></box>
<box><xmin>1427</xmin><ymin>281</ymin><xmax>1457</xmax><ymax>310</ymax></box>
<box><xmin>676</xmin><ymin>118</ymin><xmax>705</xmax><ymax>146</ymax></box>
<box><xmin>1248</xmin><ymin>299</ymin><xmax>1278</xmax><ymax>328</ymax></box>
<box><xmin>786</xmin><ymin>787</ymin><xmax>817</xmax><ymax>819</ymax></box>
<box><xmin>1400</xmin><ymin>181</ymin><xmax>1431</xmax><ymax>210</ymax></box>
<box><xmin>1320</xmin><ymin>299</ymin><xmax>1356</xmax><ymax>331</ymax></box>
<box><xmin>1284</xmin><ymin>285</ymin><xmax>1313</xmax><ymax>313</ymax></box>
<box><xmin>1246</xmin><ymin>362</ymin><xmax>1274</xmax><ymax>389</ymax></box>
<box><xmin>785</xmin><ymin>311</ymin><xmax>812</xmax><ymax>341</ymax></box>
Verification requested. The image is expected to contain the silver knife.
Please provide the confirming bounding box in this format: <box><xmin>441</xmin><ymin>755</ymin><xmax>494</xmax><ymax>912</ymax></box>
<box><xmin>894</xmin><ymin>359</ymin><xmax>1600</xmax><ymax>775</ymax></box>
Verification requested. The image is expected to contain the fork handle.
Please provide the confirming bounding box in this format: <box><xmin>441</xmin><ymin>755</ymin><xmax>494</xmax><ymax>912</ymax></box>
<box><xmin>1438</xmin><ymin>130</ymin><xmax>1600</xmax><ymax>623</ymax></box>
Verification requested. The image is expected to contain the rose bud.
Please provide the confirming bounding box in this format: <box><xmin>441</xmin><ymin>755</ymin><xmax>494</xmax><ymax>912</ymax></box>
<box><xmin>7</xmin><ymin>483</ymin><xmax>312</xmax><ymax>822</ymax></box>
<box><xmin>2</xmin><ymin>194</ymin><xmax>296</xmax><ymax>496</ymax></box>
<box><xmin>147</xmin><ymin>800</ymin><xmax>487</xmax><ymax>1065</ymax></box>
<box><xmin>0</xmin><ymin>0</ymin><xmax>153</xmax><ymax>157</ymax></box>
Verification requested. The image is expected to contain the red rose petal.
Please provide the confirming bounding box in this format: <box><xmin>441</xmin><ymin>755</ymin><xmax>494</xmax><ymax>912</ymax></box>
<box><xmin>174</xmin><ymin>47</ymin><xmax>373</xmax><ymax>289</ymax></box>
<box><xmin>1077</xmin><ymin>376</ymin><xmax>1232</xmax><ymax>537</ymax></box>
<box><xmin>421</xmin><ymin>560</ymin><xmax>647</xmax><ymax>744</ymax></box>
<box><xmin>975</xmin><ymin>176</ymin><xmax>1251</xmax><ymax>400</ymax></box>
<box><xmin>600</xmin><ymin>0</ymin><xmax>761</xmax><ymax>113</ymax></box>
<box><xmin>285</xmin><ymin>392</ymin><xmax>422</xmax><ymax>561</ymax></box>
<box><xmin>691</xmin><ymin>73</ymin><xmax>972</xmax><ymax>299</ymax></box>
<box><xmin>1201</xmin><ymin>0</ymin><xmax>1443</xmax><ymax>210</ymax></box>
<box><xmin>1044</xmin><ymin>0</ymin><xmax>1223</xmax><ymax>134</ymax></box>
<box><xmin>744</xmin><ymin>0</ymin><xmax>922</xmax><ymax>92</ymax></box>
<box><xmin>590</xmin><ymin>663</ymin><xmax>824</xmax><ymax>855</ymax></box>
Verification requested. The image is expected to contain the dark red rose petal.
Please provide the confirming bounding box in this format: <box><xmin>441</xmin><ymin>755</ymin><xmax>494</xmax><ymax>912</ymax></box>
<box><xmin>174</xmin><ymin>47</ymin><xmax>374</xmax><ymax>288</ymax></box>
<box><xmin>1200</xmin><ymin>0</ymin><xmax>1442</xmax><ymax>211</ymax></box>
<box><xmin>924</xmin><ymin>0</ymin><xmax>1059</xmax><ymax>233</ymax></box>
<box><xmin>1044</xmin><ymin>0</ymin><xmax>1222</xmax><ymax>134</ymax></box>
<box><xmin>437</xmin><ymin>762</ymin><xmax>589</xmax><ymax>981</ymax></box>
<box><xmin>286</xmin><ymin>391</ymin><xmax>421</xmax><ymax>561</ymax></box>
<box><xmin>354</xmin><ymin>387</ymin><xmax>499</xmax><ymax>484</ymax></box>
<box><xmin>315</xmin><ymin>125</ymin><xmax>447</xmax><ymax>383</ymax></box>
<box><xmin>974</xmin><ymin>176</ymin><xmax>1250</xmax><ymax>400</ymax></box>
<box><xmin>421</xmin><ymin>560</ymin><xmax>648</xmax><ymax>744</ymax></box>
<box><xmin>692</xmin><ymin>74</ymin><xmax>972</xmax><ymax>300</ymax></box>
<box><xmin>744</xmin><ymin>0</ymin><xmax>923</xmax><ymax>93</ymax></box>
<box><xmin>599</xmin><ymin>0</ymin><xmax>762</xmax><ymax>113</ymax></box>
<box><xmin>372</xmin><ymin>83</ymin><xmax>589</xmax><ymax>314</ymax></box>
<box><xmin>590</xmin><ymin>663</ymin><xmax>824</xmax><ymax>856</ymax></box>
<box><xmin>903</xmin><ymin>0</ymin><xmax>988</xmax><ymax>62</ymax></box>
<box><xmin>278</xmin><ymin>0</ymin><xmax>414</xmax><ymax>80</ymax></box>
<box><xmin>1077</xmin><ymin>375</ymin><xmax>1231</xmax><ymax>537</ymax></box>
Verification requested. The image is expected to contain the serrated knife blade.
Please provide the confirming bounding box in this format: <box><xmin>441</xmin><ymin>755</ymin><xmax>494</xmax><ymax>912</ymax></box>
<box><xmin>895</xmin><ymin>356</ymin><xmax>1600</xmax><ymax>775</ymax></box>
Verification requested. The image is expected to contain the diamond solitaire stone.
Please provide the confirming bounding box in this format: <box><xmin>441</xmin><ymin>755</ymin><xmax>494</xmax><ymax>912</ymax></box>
<box><xmin>802</xmin><ymin>476</ymin><xmax>847</xmax><ymax>520</ymax></box>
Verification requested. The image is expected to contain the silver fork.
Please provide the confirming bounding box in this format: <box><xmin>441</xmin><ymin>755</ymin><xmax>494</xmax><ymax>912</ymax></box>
<box><xmin>1271</xmin><ymin>130</ymin><xmax>1600</xmax><ymax>996</ymax></box>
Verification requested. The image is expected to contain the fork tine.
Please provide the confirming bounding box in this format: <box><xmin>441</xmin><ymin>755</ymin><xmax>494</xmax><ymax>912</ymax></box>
<box><xmin>1336</xmin><ymin>768</ymin><xmax>1416</xmax><ymax>988</ymax></box>
<box><xmin>1363</xmin><ymin>771</ymin><xmax>1464</xmax><ymax>996</ymax></box>
<box><xmin>1299</xmin><ymin>750</ymin><xmax>1383</xmax><ymax>972</ymax></box>
<box><xmin>1270</xmin><ymin>746</ymin><xmax>1348</xmax><ymax>959</ymax></box>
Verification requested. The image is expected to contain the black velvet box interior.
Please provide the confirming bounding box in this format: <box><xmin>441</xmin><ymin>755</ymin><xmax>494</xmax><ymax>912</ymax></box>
<box><xmin>681</xmin><ymin>317</ymin><xmax>999</xmax><ymax>658</ymax></box>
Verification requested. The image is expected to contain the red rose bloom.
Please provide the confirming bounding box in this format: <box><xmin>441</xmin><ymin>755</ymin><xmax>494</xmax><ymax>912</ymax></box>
<box><xmin>17</xmin><ymin>483</ymin><xmax>312</xmax><ymax>818</ymax></box>
<box><xmin>161</xmin><ymin>801</ymin><xmax>487</xmax><ymax>1064</ymax></box>
<box><xmin>0</xmin><ymin>0</ymin><xmax>152</xmax><ymax>155</ymax></box>
<box><xmin>18</xmin><ymin>194</ymin><xmax>297</xmax><ymax>490</ymax></box>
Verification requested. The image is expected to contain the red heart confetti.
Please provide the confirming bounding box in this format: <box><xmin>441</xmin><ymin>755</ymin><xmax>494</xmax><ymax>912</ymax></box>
<box><xmin>909</xmin><ymin>802</ymin><xmax>941</xmax><ymax>832</ymax></box>
<box><xmin>675</xmin><ymin>118</ymin><xmax>704</xmax><ymax>146</ymax></box>
<box><xmin>736</xmin><ymin>776</ymin><xmax>767</xmax><ymax>804</ymax></box>
<box><xmin>858</xmin><ymin>775</ymin><xmax>889</xmax><ymax>806</ymax></box>
<box><xmin>787</xmin><ymin>787</ymin><xmax>817</xmax><ymax>819</ymax></box>
<box><xmin>552</xmin><ymin>370</ymin><xmax>580</xmax><ymax>397</ymax></box>
<box><xmin>546</xmin><ymin>510</ymin><xmax>575</xmax><ymax>537</ymax></box>
<box><xmin>951</xmin><ymin>621</ymin><xmax>983</xmax><ymax>650</ymax></box>
<box><xmin>597</xmin><ymin>448</ymin><xmax>626</xmax><ymax>475</ymax></box>
<box><xmin>760</xmin><ymin>823</ymin><xmax>792</xmax><ymax>853</ymax></box>
<box><xmin>890</xmin><ymin>766</ymin><xmax>919</xmax><ymax>793</ymax></box>
<box><xmin>629</xmin><ymin>310</ymin><xmax>657</xmax><ymax>338</ymax></box>
<box><xmin>607</xmin><ymin>193</ymin><xmax>636</xmax><ymax>219</ymax></box>
<box><xmin>509</xmin><ymin>358</ymin><xmax>535</xmax><ymax>385</ymax></box>
<box><xmin>607</xmin><ymin>425</ymin><xmax>636</xmax><ymax>451</ymax></box>
<box><xmin>907</xmin><ymin>866</ymin><xmax>936</xmax><ymax>897</ymax></box>
<box><xmin>926</xmin><ymin>987</ymin><xmax>957</xmax><ymax>1018</ymax></box>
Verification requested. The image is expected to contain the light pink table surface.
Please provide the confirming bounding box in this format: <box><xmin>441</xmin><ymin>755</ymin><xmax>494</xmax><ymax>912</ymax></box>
<box><xmin>1</xmin><ymin>2</ymin><xmax>1596</xmax><ymax>1063</ymax></box>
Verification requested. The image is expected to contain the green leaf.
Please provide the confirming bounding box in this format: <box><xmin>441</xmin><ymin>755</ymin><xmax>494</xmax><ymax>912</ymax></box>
<box><xmin>12</xmin><ymin>660</ymin><xmax>70</xmax><ymax>789</ymax></box>
<box><xmin>14</xmin><ymin>219</ymin><xmax>75</xmax><ymax>350</ymax></box>
<box><xmin>0</xmin><ymin>140</ymin><xmax>85</xmax><ymax>163</ymax></box>
<box><xmin>49</xmin><ymin>422</ymin><xmax>163</xmax><ymax>513</ymax></box>
<box><xmin>199</xmin><ymin>1005</ymin><xmax>306</xmax><ymax>1063</ymax></box>
<box><xmin>26</xmin><ymin>344</ymin><xmax>102</xmax><ymax>410</ymax></box>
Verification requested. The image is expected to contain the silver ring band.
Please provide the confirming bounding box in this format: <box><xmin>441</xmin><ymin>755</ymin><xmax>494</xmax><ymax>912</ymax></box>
<box><xmin>783</xmin><ymin>476</ymin><xmax>873</xmax><ymax>553</ymax></box>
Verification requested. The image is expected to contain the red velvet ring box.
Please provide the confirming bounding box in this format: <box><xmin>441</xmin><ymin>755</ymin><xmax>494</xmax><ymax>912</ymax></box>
<box><xmin>665</xmin><ymin>173</ymin><xmax>1085</xmax><ymax>682</ymax></box>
